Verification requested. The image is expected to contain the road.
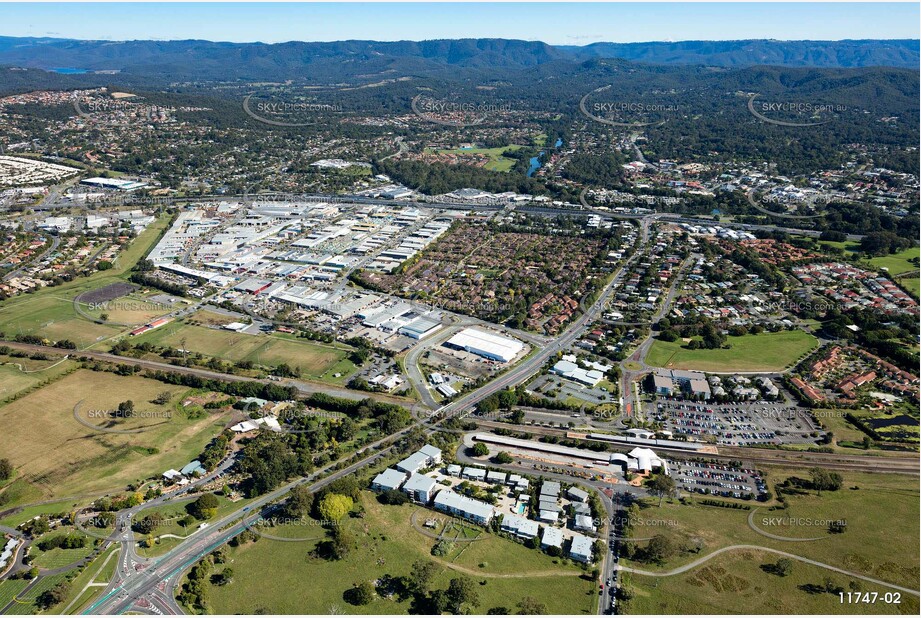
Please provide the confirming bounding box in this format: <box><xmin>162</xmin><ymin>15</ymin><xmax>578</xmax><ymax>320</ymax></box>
<box><xmin>0</xmin><ymin>203</ymin><xmax>886</xmax><ymax>614</ymax></box>
<box><xmin>0</xmin><ymin>339</ymin><xmax>410</xmax><ymax>407</ymax></box>
<box><xmin>83</xmin><ymin>441</ymin><xmax>396</xmax><ymax>615</ymax></box>
<box><xmin>618</xmin><ymin>252</ymin><xmax>696</xmax><ymax>418</ymax></box>
<box><xmin>2</xmin><ymin>235</ymin><xmax>60</xmax><ymax>282</ymax></box>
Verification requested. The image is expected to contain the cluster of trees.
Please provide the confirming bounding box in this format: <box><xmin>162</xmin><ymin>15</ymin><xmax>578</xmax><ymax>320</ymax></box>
<box><xmin>36</xmin><ymin>581</ymin><xmax>71</xmax><ymax>610</ymax></box>
<box><xmin>144</xmin><ymin>370</ymin><xmax>298</xmax><ymax>401</ymax></box>
<box><xmin>371</xmin><ymin>560</ymin><xmax>481</xmax><ymax>614</ymax></box>
<box><xmin>375</xmin><ymin>157</ymin><xmax>541</xmax><ymax>196</ymax></box>
<box><xmin>128</xmin><ymin>272</ymin><xmax>188</xmax><ymax>297</ymax></box>
<box><xmin>656</xmin><ymin>317</ymin><xmax>726</xmax><ymax>349</ymax></box>
<box><xmin>36</xmin><ymin>533</ymin><xmax>88</xmax><ymax>551</ymax></box>
<box><xmin>0</xmin><ymin>457</ymin><xmax>12</xmax><ymax>481</ymax></box>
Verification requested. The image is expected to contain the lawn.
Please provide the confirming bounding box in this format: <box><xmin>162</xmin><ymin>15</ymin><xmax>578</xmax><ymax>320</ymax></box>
<box><xmin>132</xmin><ymin>321</ymin><xmax>356</xmax><ymax>380</ymax></box>
<box><xmin>646</xmin><ymin>330</ymin><xmax>818</xmax><ymax>372</ymax></box>
<box><xmin>2</xmin><ymin>572</ymin><xmax>72</xmax><ymax>615</ymax></box>
<box><xmin>621</xmin><ymin>469</ymin><xmax>919</xmax><ymax>593</ymax></box>
<box><xmin>623</xmin><ymin>549</ymin><xmax>918</xmax><ymax>615</ymax></box>
<box><xmin>201</xmin><ymin>491</ymin><xmax>597</xmax><ymax>615</ymax></box>
<box><xmin>134</xmin><ymin>493</ymin><xmax>258</xmax><ymax>558</ymax></box>
<box><xmin>51</xmin><ymin>544</ymin><xmax>120</xmax><ymax>615</ymax></box>
<box><xmin>0</xmin><ymin>357</ymin><xmax>77</xmax><ymax>403</ymax></box>
<box><xmin>78</xmin><ymin>287</ymin><xmax>178</xmax><ymax>326</ymax></box>
<box><xmin>426</xmin><ymin>145</ymin><xmax>522</xmax><ymax>172</ymax></box>
<box><xmin>896</xmin><ymin>274</ymin><xmax>919</xmax><ymax>298</ymax></box>
<box><xmin>29</xmin><ymin>527</ymin><xmax>98</xmax><ymax>569</ymax></box>
<box><xmin>868</xmin><ymin>247</ymin><xmax>920</xmax><ymax>276</ymax></box>
<box><xmin>0</xmin><ymin>369</ymin><xmax>226</xmax><ymax>508</ymax></box>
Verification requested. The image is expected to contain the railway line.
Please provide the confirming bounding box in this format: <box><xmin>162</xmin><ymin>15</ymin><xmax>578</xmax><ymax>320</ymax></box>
<box><xmin>474</xmin><ymin>419</ymin><xmax>919</xmax><ymax>474</ymax></box>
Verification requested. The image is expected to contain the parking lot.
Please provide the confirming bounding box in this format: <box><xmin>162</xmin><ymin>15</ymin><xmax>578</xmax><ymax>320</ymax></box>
<box><xmin>653</xmin><ymin>401</ymin><xmax>823</xmax><ymax>446</ymax></box>
<box><xmin>671</xmin><ymin>459</ymin><xmax>767</xmax><ymax>499</ymax></box>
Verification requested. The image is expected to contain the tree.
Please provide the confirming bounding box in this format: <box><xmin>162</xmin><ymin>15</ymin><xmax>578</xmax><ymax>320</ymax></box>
<box><xmin>344</xmin><ymin>581</ymin><xmax>375</xmax><ymax>606</ymax></box>
<box><xmin>445</xmin><ymin>576</ymin><xmax>479</xmax><ymax>613</ymax></box>
<box><xmin>509</xmin><ymin>410</ymin><xmax>525</xmax><ymax>424</ymax></box>
<box><xmin>644</xmin><ymin>534</ymin><xmax>676</xmax><ymax>564</ymax></box>
<box><xmin>135</xmin><ymin>512</ymin><xmax>164</xmax><ymax>535</ymax></box>
<box><xmin>472</xmin><ymin>443</ymin><xmax>490</xmax><ymax>457</ymax></box>
<box><xmin>517</xmin><ymin>597</ymin><xmax>548</xmax><ymax>614</ymax></box>
<box><xmin>378</xmin><ymin>489</ymin><xmax>408</xmax><ymax>505</ymax></box>
<box><xmin>809</xmin><ymin>468</ymin><xmax>843</xmax><ymax>494</ymax></box>
<box><xmin>0</xmin><ymin>458</ymin><xmax>13</xmax><ymax>481</ymax></box>
<box><xmin>318</xmin><ymin>493</ymin><xmax>353</xmax><ymax>522</ymax></box>
<box><xmin>36</xmin><ymin>581</ymin><xmax>70</xmax><ymax>609</ymax></box>
<box><xmin>493</xmin><ymin>451</ymin><xmax>513</xmax><ymax>464</ymax></box>
<box><xmin>406</xmin><ymin>560</ymin><xmax>439</xmax><ymax>596</ymax></box>
<box><xmin>649</xmin><ymin>474</ymin><xmax>676</xmax><ymax>507</ymax></box>
<box><xmin>116</xmin><ymin>400</ymin><xmax>135</xmax><ymax>417</ymax></box>
<box><xmin>774</xmin><ymin>558</ymin><xmax>794</xmax><ymax>577</ymax></box>
<box><xmin>188</xmin><ymin>493</ymin><xmax>220</xmax><ymax>520</ymax></box>
<box><xmin>153</xmin><ymin>391</ymin><xmax>172</xmax><ymax>405</ymax></box>
<box><xmin>283</xmin><ymin>485</ymin><xmax>314</xmax><ymax>519</ymax></box>
<box><xmin>328</xmin><ymin>525</ymin><xmax>355</xmax><ymax>560</ymax></box>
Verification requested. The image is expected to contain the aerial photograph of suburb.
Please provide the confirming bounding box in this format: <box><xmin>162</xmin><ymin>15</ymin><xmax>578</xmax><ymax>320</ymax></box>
<box><xmin>0</xmin><ymin>1</ymin><xmax>918</xmax><ymax>616</ymax></box>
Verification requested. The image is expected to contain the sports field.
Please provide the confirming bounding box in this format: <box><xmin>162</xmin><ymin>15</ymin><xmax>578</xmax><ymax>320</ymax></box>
<box><xmin>646</xmin><ymin>330</ymin><xmax>818</xmax><ymax>372</ymax></box>
<box><xmin>0</xmin><ymin>215</ymin><xmax>171</xmax><ymax>349</ymax></box>
<box><xmin>202</xmin><ymin>491</ymin><xmax>596</xmax><ymax>615</ymax></box>
<box><xmin>0</xmin><ymin>369</ymin><xmax>225</xmax><ymax>508</ymax></box>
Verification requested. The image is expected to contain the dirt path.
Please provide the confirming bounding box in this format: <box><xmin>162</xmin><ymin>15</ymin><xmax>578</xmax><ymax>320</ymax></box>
<box><xmin>616</xmin><ymin>544</ymin><xmax>920</xmax><ymax>596</ymax></box>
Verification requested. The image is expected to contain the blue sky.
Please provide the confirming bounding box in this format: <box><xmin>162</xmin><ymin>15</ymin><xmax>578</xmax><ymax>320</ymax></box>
<box><xmin>0</xmin><ymin>2</ymin><xmax>918</xmax><ymax>45</ymax></box>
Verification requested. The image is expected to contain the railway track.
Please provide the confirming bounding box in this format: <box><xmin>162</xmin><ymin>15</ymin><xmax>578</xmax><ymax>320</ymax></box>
<box><xmin>475</xmin><ymin>419</ymin><xmax>919</xmax><ymax>474</ymax></box>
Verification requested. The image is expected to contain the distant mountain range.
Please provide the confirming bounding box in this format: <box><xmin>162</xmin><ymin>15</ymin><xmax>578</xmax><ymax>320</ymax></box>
<box><xmin>0</xmin><ymin>36</ymin><xmax>916</xmax><ymax>84</ymax></box>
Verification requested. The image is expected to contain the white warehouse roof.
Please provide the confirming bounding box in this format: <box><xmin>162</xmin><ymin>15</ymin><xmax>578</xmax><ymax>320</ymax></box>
<box><xmin>446</xmin><ymin>327</ymin><xmax>524</xmax><ymax>363</ymax></box>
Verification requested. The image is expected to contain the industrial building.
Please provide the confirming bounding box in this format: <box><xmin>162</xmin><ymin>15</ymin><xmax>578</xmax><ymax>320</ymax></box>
<box><xmin>445</xmin><ymin>327</ymin><xmax>524</xmax><ymax>363</ymax></box>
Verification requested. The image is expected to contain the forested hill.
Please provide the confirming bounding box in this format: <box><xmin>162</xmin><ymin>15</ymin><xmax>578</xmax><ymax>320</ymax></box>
<box><xmin>564</xmin><ymin>39</ymin><xmax>920</xmax><ymax>69</ymax></box>
<box><xmin>0</xmin><ymin>36</ymin><xmax>916</xmax><ymax>84</ymax></box>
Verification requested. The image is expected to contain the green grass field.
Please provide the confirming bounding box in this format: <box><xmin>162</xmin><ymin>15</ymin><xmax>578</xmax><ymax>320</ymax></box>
<box><xmin>2</xmin><ymin>572</ymin><xmax>72</xmax><ymax>615</ymax></box>
<box><xmin>0</xmin><ymin>215</ymin><xmax>170</xmax><ymax>349</ymax></box>
<box><xmin>50</xmin><ymin>544</ymin><xmax>120</xmax><ymax>615</ymax></box>
<box><xmin>646</xmin><ymin>330</ymin><xmax>818</xmax><ymax>372</ymax></box>
<box><xmin>0</xmin><ymin>357</ymin><xmax>77</xmax><ymax>403</ymax></box>
<box><xmin>621</xmin><ymin>469</ymin><xmax>919</xmax><ymax>601</ymax></box>
<box><xmin>868</xmin><ymin>247</ymin><xmax>920</xmax><ymax>276</ymax></box>
<box><xmin>818</xmin><ymin>240</ymin><xmax>860</xmax><ymax>254</ymax></box>
<box><xmin>623</xmin><ymin>549</ymin><xmax>918</xmax><ymax>615</ymax></box>
<box><xmin>132</xmin><ymin>320</ymin><xmax>356</xmax><ymax>380</ymax></box>
<box><xmin>0</xmin><ymin>369</ymin><xmax>226</xmax><ymax>509</ymax></box>
<box><xmin>426</xmin><ymin>145</ymin><xmax>522</xmax><ymax>172</ymax></box>
<box><xmin>200</xmin><ymin>491</ymin><xmax>596</xmax><ymax>615</ymax></box>
<box><xmin>29</xmin><ymin>527</ymin><xmax>97</xmax><ymax>569</ymax></box>
<box><xmin>898</xmin><ymin>276</ymin><xmax>920</xmax><ymax>298</ymax></box>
